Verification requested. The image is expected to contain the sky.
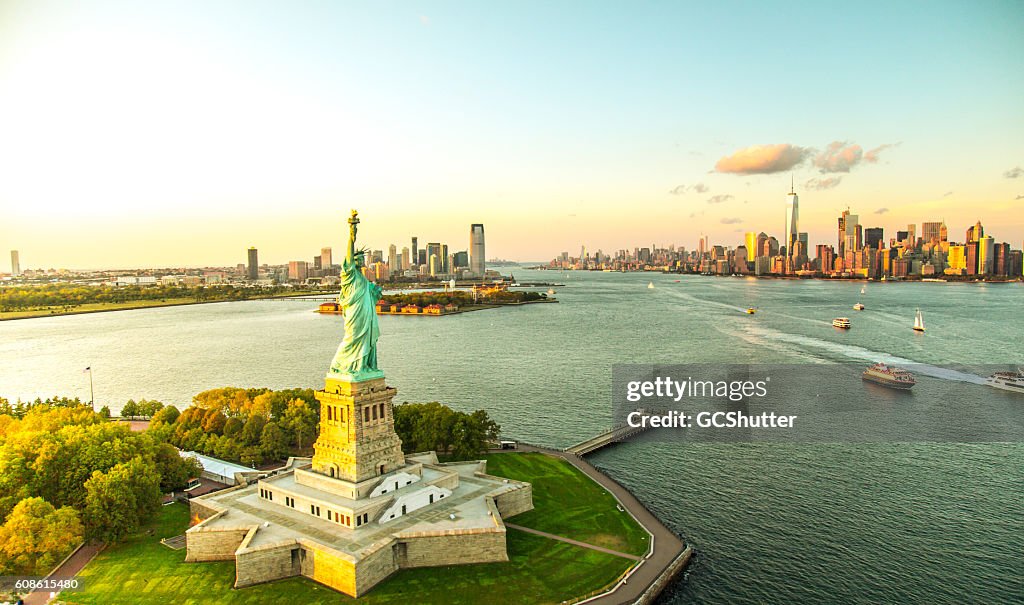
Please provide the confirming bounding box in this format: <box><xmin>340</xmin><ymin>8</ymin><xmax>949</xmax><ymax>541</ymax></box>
<box><xmin>1</xmin><ymin>1</ymin><xmax>1022</xmax><ymax>269</ymax></box>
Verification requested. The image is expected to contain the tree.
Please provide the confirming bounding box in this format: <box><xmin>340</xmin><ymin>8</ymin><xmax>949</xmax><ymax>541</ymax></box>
<box><xmin>283</xmin><ymin>399</ymin><xmax>318</xmax><ymax>451</ymax></box>
<box><xmin>222</xmin><ymin>416</ymin><xmax>243</xmax><ymax>437</ymax></box>
<box><xmin>0</xmin><ymin>497</ymin><xmax>83</xmax><ymax>575</ymax></box>
<box><xmin>153</xmin><ymin>443</ymin><xmax>202</xmax><ymax>492</ymax></box>
<box><xmin>98</xmin><ymin>405</ymin><xmax>111</xmax><ymax>419</ymax></box>
<box><xmin>83</xmin><ymin>457</ymin><xmax>161</xmax><ymax>542</ymax></box>
<box><xmin>240</xmin><ymin>414</ymin><xmax>266</xmax><ymax>446</ymax></box>
<box><xmin>121</xmin><ymin>399</ymin><xmax>138</xmax><ymax>418</ymax></box>
<box><xmin>259</xmin><ymin>422</ymin><xmax>290</xmax><ymax>461</ymax></box>
<box><xmin>202</xmin><ymin>410</ymin><xmax>227</xmax><ymax>435</ymax></box>
<box><xmin>150</xmin><ymin>405</ymin><xmax>180</xmax><ymax>427</ymax></box>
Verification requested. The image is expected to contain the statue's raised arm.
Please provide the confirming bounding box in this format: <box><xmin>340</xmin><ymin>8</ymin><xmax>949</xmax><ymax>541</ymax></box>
<box><xmin>329</xmin><ymin>209</ymin><xmax>384</xmax><ymax>381</ymax></box>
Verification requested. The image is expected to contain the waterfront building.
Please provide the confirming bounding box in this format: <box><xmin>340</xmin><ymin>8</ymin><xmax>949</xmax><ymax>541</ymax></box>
<box><xmin>10</xmin><ymin>250</ymin><xmax>20</xmax><ymax>276</ymax></box>
<box><xmin>470</xmin><ymin>223</ymin><xmax>486</xmax><ymax>277</ymax></box>
<box><xmin>288</xmin><ymin>261</ymin><xmax>309</xmax><ymax>281</ymax></box>
<box><xmin>966</xmin><ymin>242</ymin><xmax>980</xmax><ymax>275</ymax></box>
<box><xmin>785</xmin><ymin>183</ymin><xmax>799</xmax><ymax>273</ymax></box>
<box><xmin>946</xmin><ymin>245</ymin><xmax>967</xmax><ymax>275</ymax></box>
<box><xmin>744</xmin><ymin>232</ymin><xmax>757</xmax><ymax>262</ymax></box>
<box><xmin>865</xmin><ymin>228</ymin><xmax>884</xmax><ymax>250</ymax></box>
<box><xmin>922</xmin><ymin>222</ymin><xmax>945</xmax><ymax>245</ymax></box>
<box><xmin>247</xmin><ymin>247</ymin><xmax>259</xmax><ymax>280</ymax></box>
<box><xmin>755</xmin><ymin>232</ymin><xmax>768</xmax><ymax>259</ymax></box>
<box><xmin>838</xmin><ymin>209</ymin><xmax>850</xmax><ymax>258</ymax></box>
<box><xmin>966</xmin><ymin>220</ymin><xmax>983</xmax><ymax>243</ymax></box>
<box><xmin>979</xmin><ymin>236</ymin><xmax>995</xmax><ymax>275</ymax></box>
<box><xmin>844</xmin><ymin>213</ymin><xmax>860</xmax><ymax>256</ymax></box>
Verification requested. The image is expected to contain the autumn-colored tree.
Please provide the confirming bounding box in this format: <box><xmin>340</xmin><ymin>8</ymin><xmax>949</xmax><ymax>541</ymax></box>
<box><xmin>83</xmin><ymin>457</ymin><xmax>161</xmax><ymax>542</ymax></box>
<box><xmin>284</xmin><ymin>399</ymin><xmax>318</xmax><ymax>451</ymax></box>
<box><xmin>0</xmin><ymin>497</ymin><xmax>83</xmax><ymax>575</ymax></box>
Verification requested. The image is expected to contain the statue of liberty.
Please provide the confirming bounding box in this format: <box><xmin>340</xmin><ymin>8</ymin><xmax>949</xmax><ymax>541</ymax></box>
<box><xmin>328</xmin><ymin>210</ymin><xmax>384</xmax><ymax>380</ymax></box>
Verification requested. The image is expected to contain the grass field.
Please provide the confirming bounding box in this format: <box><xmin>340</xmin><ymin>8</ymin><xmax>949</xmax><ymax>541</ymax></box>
<box><xmin>67</xmin><ymin>453</ymin><xmax>643</xmax><ymax>605</ymax></box>
<box><xmin>482</xmin><ymin>452</ymin><xmax>650</xmax><ymax>556</ymax></box>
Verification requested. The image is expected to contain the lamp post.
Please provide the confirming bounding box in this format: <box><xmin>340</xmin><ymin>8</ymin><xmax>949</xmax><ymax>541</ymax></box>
<box><xmin>84</xmin><ymin>366</ymin><xmax>94</xmax><ymax>410</ymax></box>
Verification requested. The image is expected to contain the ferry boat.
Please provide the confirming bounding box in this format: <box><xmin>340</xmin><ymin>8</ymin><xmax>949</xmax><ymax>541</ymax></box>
<box><xmin>832</xmin><ymin>317</ymin><xmax>851</xmax><ymax>329</ymax></box>
<box><xmin>853</xmin><ymin>303</ymin><xmax>865</xmax><ymax>311</ymax></box>
<box><xmin>862</xmin><ymin>362</ymin><xmax>916</xmax><ymax>390</ymax></box>
<box><xmin>745</xmin><ymin>307</ymin><xmax>757</xmax><ymax>315</ymax></box>
<box><xmin>913</xmin><ymin>308</ymin><xmax>925</xmax><ymax>332</ymax></box>
<box><xmin>985</xmin><ymin>369</ymin><xmax>1024</xmax><ymax>393</ymax></box>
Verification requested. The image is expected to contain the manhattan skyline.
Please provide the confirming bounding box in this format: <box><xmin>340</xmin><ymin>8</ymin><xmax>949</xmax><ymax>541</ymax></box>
<box><xmin>1</xmin><ymin>1</ymin><xmax>1022</xmax><ymax>269</ymax></box>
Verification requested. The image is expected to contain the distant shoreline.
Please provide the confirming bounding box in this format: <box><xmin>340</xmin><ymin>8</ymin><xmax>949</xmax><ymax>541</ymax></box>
<box><xmin>0</xmin><ymin>291</ymin><xmax>321</xmax><ymax>322</ymax></box>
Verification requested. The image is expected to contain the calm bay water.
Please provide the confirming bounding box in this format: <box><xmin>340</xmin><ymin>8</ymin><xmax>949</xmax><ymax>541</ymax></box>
<box><xmin>1</xmin><ymin>270</ymin><xmax>1022</xmax><ymax>603</ymax></box>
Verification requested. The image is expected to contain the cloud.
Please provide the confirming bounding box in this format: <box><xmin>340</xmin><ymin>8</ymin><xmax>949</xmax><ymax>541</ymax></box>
<box><xmin>1016</xmin><ymin>194</ymin><xmax>1024</xmax><ymax>200</ymax></box>
<box><xmin>720</xmin><ymin>217</ymin><xmax>743</xmax><ymax>225</ymax></box>
<box><xmin>714</xmin><ymin>144</ymin><xmax>811</xmax><ymax>175</ymax></box>
<box><xmin>864</xmin><ymin>143</ymin><xmax>898</xmax><ymax>164</ymax></box>
<box><xmin>942</xmin><ymin>191</ymin><xmax>953</xmax><ymax>197</ymax></box>
<box><xmin>707</xmin><ymin>194</ymin><xmax>733</xmax><ymax>204</ymax></box>
<box><xmin>1005</xmin><ymin>166</ymin><xmax>1024</xmax><ymax>179</ymax></box>
<box><xmin>668</xmin><ymin>182</ymin><xmax>709</xmax><ymax>196</ymax></box>
<box><xmin>814</xmin><ymin>142</ymin><xmax>863</xmax><ymax>173</ymax></box>
<box><xmin>874</xmin><ymin>207</ymin><xmax>889</xmax><ymax>215</ymax></box>
<box><xmin>805</xmin><ymin>176</ymin><xmax>843</xmax><ymax>190</ymax></box>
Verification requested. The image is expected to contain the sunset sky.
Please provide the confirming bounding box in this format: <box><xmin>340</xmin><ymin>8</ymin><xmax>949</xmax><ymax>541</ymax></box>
<box><xmin>1</xmin><ymin>1</ymin><xmax>1022</xmax><ymax>269</ymax></box>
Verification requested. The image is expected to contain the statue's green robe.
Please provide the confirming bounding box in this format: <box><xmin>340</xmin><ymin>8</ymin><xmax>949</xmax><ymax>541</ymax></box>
<box><xmin>329</xmin><ymin>258</ymin><xmax>383</xmax><ymax>378</ymax></box>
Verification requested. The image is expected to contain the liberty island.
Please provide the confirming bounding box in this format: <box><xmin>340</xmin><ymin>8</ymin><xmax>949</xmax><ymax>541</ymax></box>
<box><xmin>184</xmin><ymin>211</ymin><xmax>534</xmax><ymax>596</ymax></box>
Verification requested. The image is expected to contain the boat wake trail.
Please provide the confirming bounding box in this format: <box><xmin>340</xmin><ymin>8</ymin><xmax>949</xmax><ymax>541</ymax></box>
<box><xmin>741</xmin><ymin>325</ymin><xmax>986</xmax><ymax>384</ymax></box>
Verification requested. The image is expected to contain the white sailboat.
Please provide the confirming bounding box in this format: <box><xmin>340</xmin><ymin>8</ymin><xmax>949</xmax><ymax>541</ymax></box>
<box><xmin>860</xmin><ymin>285</ymin><xmax>866</xmax><ymax>295</ymax></box>
<box><xmin>647</xmin><ymin>282</ymin><xmax>655</xmax><ymax>289</ymax></box>
<box><xmin>913</xmin><ymin>308</ymin><xmax>925</xmax><ymax>332</ymax></box>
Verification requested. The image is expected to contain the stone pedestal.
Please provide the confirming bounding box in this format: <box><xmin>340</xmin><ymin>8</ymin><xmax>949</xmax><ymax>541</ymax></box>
<box><xmin>312</xmin><ymin>376</ymin><xmax>405</xmax><ymax>483</ymax></box>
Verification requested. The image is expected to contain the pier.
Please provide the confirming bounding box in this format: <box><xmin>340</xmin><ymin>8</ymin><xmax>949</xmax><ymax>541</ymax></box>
<box><xmin>566</xmin><ymin>410</ymin><xmax>652</xmax><ymax>456</ymax></box>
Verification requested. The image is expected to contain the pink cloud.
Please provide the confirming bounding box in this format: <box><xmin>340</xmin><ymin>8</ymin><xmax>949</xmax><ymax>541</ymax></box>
<box><xmin>714</xmin><ymin>144</ymin><xmax>811</xmax><ymax>175</ymax></box>
<box><xmin>814</xmin><ymin>142</ymin><xmax>863</xmax><ymax>173</ymax></box>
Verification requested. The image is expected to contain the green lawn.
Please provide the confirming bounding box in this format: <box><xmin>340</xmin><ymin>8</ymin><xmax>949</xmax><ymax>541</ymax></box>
<box><xmin>483</xmin><ymin>452</ymin><xmax>650</xmax><ymax>556</ymax></box>
<box><xmin>68</xmin><ymin>453</ymin><xmax>642</xmax><ymax>605</ymax></box>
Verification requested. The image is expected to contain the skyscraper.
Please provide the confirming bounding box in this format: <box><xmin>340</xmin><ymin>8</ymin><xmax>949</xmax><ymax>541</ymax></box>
<box><xmin>470</xmin><ymin>224</ymin><xmax>485</xmax><ymax>277</ymax></box>
<box><xmin>865</xmin><ymin>228</ymin><xmax>884</xmax><ymax>250</ymax></box>
<box><xmin>10</xmin><ymin>250</ymin><xmax>20</xmax><ymax>276</ymax></box>
<box><xmin>744</xmin><ymin>232</ymin><xmax>757</xmax><ymax>262</ymax></box>
<box><xmin>401</xmin><ymin>247</ymin><xmax>411</xmax><ymax>271</ymax></box>
<box><xmin>966</xmin><ymin>220</ymin><xmax>983</xmax><ymax>243</ymax></box>
<box><xmin>321</xmin><ymin>247</ymin><xmax>333</xmax><ymax>268</ymax></box>
<box><xmin>411</xmin><ymin>237</ymin><xmax>418</xmax><ymax>267</ymax></box>
<box><xmin>838</xmin><ymin>208</ymin><xmax>850</xmax><ymax>258</ymax></box>
<box><xmin>388</xmin><ymin>244</ymin><xmax>397</xmax><ymax>275</ymax></box>
<box><xmin>247</xmin><ymin>247</ymin><xmax>258</xmax><ymax>280</ymax></box>
<box><xmin>785</xmin><ymin>181</ymin><xmax>799</xmax><ymax>272</ymax></box>
<box><xmin>921</xmin><ymin>222</ymin><xmax>943</xmax><ymax>245</ymax></box>
<box><xmin>288</xmin><ymin>261</ymin><xmax>309</xmax><ymax>281</ymax></box>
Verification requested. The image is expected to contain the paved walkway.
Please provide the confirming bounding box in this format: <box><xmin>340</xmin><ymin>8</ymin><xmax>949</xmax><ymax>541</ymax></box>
<box><xmin>505</xmin><ymin>523</ymin><xmax>642</xmax><ymax>561</ymax></box>
<box><xmin>25</xmin><ymin>542</ymin><xmax>103</xmax><ymax>605</ymax></box>
<box><xmin>502</xmin><ymin>444</ymin><xmax>688</xmax><ymax>605</ymax></box>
